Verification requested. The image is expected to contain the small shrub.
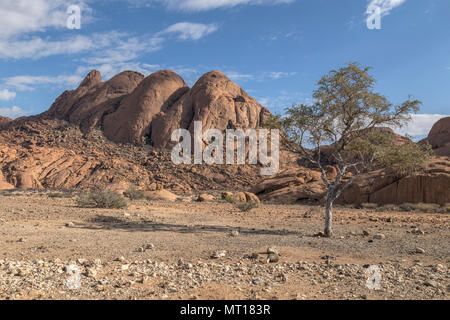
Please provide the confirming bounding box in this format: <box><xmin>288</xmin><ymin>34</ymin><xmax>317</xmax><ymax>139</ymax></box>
<box><xmin>124</xmin><ymin>186</ymin><xmax>145</xmax><ymax>201</ymax></box>
<box><xmin>0</xmin><ymin>190</ymin><xmax>15</xmax><ymax>197</ymax></box>
<box><xmin>235</xmin><ymin>201</ymin><xmax>259</xmax><ymax>212</ymax></box>
<box><xmin>376</xmin><ymin>204</ymin><xmax>398</xmax><ymax>212</ymax></box>
<box><xmin>399</xmin><ymin>203</ymin><xmax>414</xmax><ymax>212</ymax></box>
<box><xmin>223</xmin><ymin>194</ymin><xmax>235</xmax><ymax>203</ymax></box>
<box><xmin>414</xmin><ymin>202</ymin><xmax>441</xmax><ymax>212</ymax></box>
<box><xmin>361</xmin><ymin>202</ymin><xmax>378</xmax><ymax>209</ymax></box>
<box><xmin>76</xmin><ymin>191</ymin><xmax>128</xmax><ymax>209</ymax></box>
<box><xmin>48</xmin><ymin>192</ymin><xmax>73</xmax><ymax>198</ymax></box>
<box><xmin>443</xmin><ymin>203</ymin><xmax>450</xmax><ymax>213</ymax></box>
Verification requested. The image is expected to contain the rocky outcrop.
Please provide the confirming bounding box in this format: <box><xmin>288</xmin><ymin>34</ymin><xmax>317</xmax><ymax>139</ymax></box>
<box><xmin>251</xmin><ymin>168</ymin><xmax>327</xmax><ymax>204</ymax></box>
<box><xmin>424</xmin><ymin>116</ymin><xmax>450</xmax><ymax>156</ymax></box>
<box><xmin>103</xmin><ymin>70</ymin><xmax>189</xmax><ymax>145</ymax></box>
<box><xmin>42</xmin><ymin>70</ymin><xmax>144</xmax><ymax>130</ymax></box>
<box><xmin>151</xmin><ymin>71</ymin><xmax>271</xmax><ymax>148</ymax></box>
<box><xmin>0</xmin><ymin>119</ymin><xmax>265</xmax><ymax>192</ymax></box>
<box><xmin>340</xmin><ymin>159</ymin><xmax>450</xmax><ymax>205</ymax></box>
<box><xmin>0</xmin><ymin>116</ymin><xmax>12</xmax><ymax>130</ymax></box>
<box><xmin>39</xmin><ymin>69</ymin><xmax>270</xmax><ymax>149</ymax></box>
<box><xmin>252</xmin><ymin>158</ymin><xmax>450</xmax><ymax>205</ymax></box>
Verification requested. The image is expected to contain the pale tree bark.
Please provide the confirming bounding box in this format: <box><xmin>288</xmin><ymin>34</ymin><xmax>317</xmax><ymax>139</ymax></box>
<box><xmin>319</xmin><ymin>162</ymin><xmax>356</xmax><ymax>237</ymax></box>
<box><xmin>324</xmin><ymin>188</ymin><xmax>334</xmax><ymax>237</ymax></box>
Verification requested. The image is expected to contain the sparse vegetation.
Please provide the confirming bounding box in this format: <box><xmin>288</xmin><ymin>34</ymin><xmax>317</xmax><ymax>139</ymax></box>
<box><xmin>124</xmin><ymin>185</ymin><xmax>146</xmax><ymax>200</ymax></box>
<box><xmin>361</xmin><ymin>202</ymin><xmax>378</xmax><ymax>209</ymax></box>
<box><xmin>223</xmin><ymin>194</ymin><xmax>234</xmax><ymax>203</ymax></box>
<box><xmin>265</xmin><ymin>62</ymin><xmax>430</xmax><ymax>237</ymax></box>
<box><xmin>48</xmin><ymin>192</ymin><xmax>73</xmax><ymax>198</ymax></box>
<box><xmin>235</xmin><ymin>201</ymin><xmax>259</xmax><ymax>212</ymax></box>
<box><xmin>76</xmin><ymin>191</ymin><xmax>128</xmax><ymax>209</ymax></box>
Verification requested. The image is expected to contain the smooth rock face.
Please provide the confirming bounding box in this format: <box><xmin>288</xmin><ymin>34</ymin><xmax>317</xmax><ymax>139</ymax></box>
<box><xmin>151</xmin><ymin>71</ymin><xmax>271</xmax><ymax>148</ymax></box>
<box><xmin>42</xmin><ymin>69</ymin><xmax>270</xmax><ymax>149</ymax></box>
<box><xmin>425</xmin><ymin>116</ymin><xmax>450</xmax><ymax>156</ymax></box>
<box><xmin>43</xmin><ymin>70</ymin><xmax>144</xmax><ymax>129</ymax></box>
<box><xmin>103</xmin><ymin>70</ymin><xmax>189</xmax><ymax>145</ymax></box>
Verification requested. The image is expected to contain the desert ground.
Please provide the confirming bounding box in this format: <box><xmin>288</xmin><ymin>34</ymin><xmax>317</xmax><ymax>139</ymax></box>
<box><xmin>0</xmin><ymin>191</ymin><xmax>448</xmax><ymax>300</ymax></box>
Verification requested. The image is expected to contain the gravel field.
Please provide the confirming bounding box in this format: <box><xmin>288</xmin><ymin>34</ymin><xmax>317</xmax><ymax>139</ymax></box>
<box><xmin>0</xmin><ymin>192</ymin><xmax>449</xmax><ymax>300</ymax></box>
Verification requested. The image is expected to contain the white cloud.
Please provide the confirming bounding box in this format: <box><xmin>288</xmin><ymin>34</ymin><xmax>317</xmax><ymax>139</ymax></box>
<box><xmin>366</xmin><ymin>0</ymin><xmax>407</xmax><ymax>17</ymax></box>
<box><xmin>0</xmin><ymin>106</ymin><xmax>29</xmax><ymax>118</ymax></box>
<box><xmin>268</xmin><ymin>71</ymin><xmax>297</xmax><ymax>79</ymax></box>
<box><xmin>4</xmin><ymin>75</ymin><xmax>83</xmax><ymax>91</ymax></box>
<box><xmin>133</xmin><ymin>0</ymin><xmax>294</xmax><ymax>11</ymax></box>
<box><xmin>158</xmin><ymin>22</ymin><xmax>218</xmax><ymax>40</ymax></box>
<box><xmin>0</xmin><ymin>89</ymin><xmax>16</xmax><ymax>100</ymax></box>
<box><xmin>224</xmin><ymin>71</ymin><xmax>255</xmax><ymax>81</ymax></box>
<box><xmin>0</xmin><ymin>0</ymin><xmax>92</xmax><ymax>38</ymax></box>
<box><xmin>391</xmin><ymin>114</ymin><xmax>449</xmax><ymax>138</ymax></box>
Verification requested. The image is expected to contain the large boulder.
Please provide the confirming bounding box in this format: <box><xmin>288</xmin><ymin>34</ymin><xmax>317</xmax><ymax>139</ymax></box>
<box><xmin>251</xmin><ymin>168</ymin><xmax>327</xmax><ymax>204</ymax></box>
<box><xmin>43</xmin><ymin>70</ymin><xmax>144</xmax><ymax>129</ymax></box>
<box><xmin>339</xmin><ymin>159</ymin><xmax>450</xmax><ymax>205</ymax></box>
<box><xmin>151</xmin><ymin>70</ymin><xmax>271</xmax><ymax>148</ymax></box>
<box><xmin>103</xmin><ymin>70</ymin><xmax>189</xmax><ymax>145</ymax></box>
<box><xmin>0</xmin><ymin>116</ymin><xmax>12</xmax><ymax>130</ymax></box>
<box><xmin>425</xmin><ymin>116</ymin><xmax>450</xmax><ymax>156</ymax></box>
<box><xmin>0</xmin><ymin>171</ymin><xmax>14</xmax><ymax>190</ymax></box>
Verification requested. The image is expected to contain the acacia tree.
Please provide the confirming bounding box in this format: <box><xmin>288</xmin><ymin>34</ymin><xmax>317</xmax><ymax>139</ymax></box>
<box><xmin>266</xmin><ymin>63</ymin><xmax>432</xmax><ymax>237</ymax></box>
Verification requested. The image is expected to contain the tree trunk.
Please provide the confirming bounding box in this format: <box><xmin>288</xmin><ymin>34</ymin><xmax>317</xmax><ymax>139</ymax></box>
<box><xmin>324</xmin><ymin>188</ymin><xmax>334</xmax><ymax>237</ymax></box>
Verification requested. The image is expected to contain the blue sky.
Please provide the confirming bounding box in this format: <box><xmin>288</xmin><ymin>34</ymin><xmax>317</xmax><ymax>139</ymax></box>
<box><xmin>0</xmin><ymin>0</ymin><xmax>449</xmax><ymax>137</ymax></box>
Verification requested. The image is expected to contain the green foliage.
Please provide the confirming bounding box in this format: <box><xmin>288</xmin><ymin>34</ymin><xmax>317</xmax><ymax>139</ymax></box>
<box><xmin>235</xmin><ymin>201</ymin><xmax>259</xmax><ymax>212</ymax></box>
<box><xmin>76</xmin><ymin>191</ymin><xmax>128</xmax><ymax>209</ymax></box>
<box><xmin>265</xmin><ymin>62</ymin><xmax>429</xmax><ymax>177</ymax></box>
<box><xmin>223</xmin><ymin>194</ymin><xmax>235</xmax><ymax>203</ymax></box>
<box><xmin>375</xmin><ymin>139</ymin><xmax>433</xmax><ymax>175</ymax></box>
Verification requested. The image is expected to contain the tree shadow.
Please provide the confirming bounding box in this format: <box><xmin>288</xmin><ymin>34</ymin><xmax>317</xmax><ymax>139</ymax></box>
<box><xmin>76</xmin><ymin>214</ymin><xmax>299</xmax><ymax>236</ymax></box>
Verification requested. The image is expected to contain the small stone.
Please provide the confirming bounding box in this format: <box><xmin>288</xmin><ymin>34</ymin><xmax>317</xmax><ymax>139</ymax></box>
<box><xmin>267</xmin><ymin>253</ymin><xmax>279</xmax><ymax>263</ymax></box>
<box><xmin>314</xmin><ymin>232</ymin><xmax>325</xmax><ymax>237</ymax></box>
<box><xmin>115</xmin><ymin>256</ymin><xmax>126</xmax><ymax>262</ymax></box>
<box><xmin>415</xmin><ymin>247</ymin><xmax>425</xmax><ymax>254</ymax></box>
<box><xmin>247</xmin><ymin>253</ymin><xmax>259</xmax><ymax>260</ymax></box>
<box><xmin>86</xmin><ymin>268</ymin><xmax>97</xmax><ymax>278</ymax></box>
<box><xmin>362</xmin><ymin>230</ymin><xmax>369</xmax><ymax>236</ymax></box>
<box><xmin>137</xmin><ymin>247</ymin><xmax>145</xmax><ymax>252</ymax></box>
<box><xmin>210</xmin><ymin>250</ymin><xmax>227</xmax><ymax>259</ymax></box>
<box><xmin>423</xmin><ymin>280</ymin><xmax>437</xmax><ymax>287</ymax></box>
<box><xmin>252</xmin><ymin>278</ymin><xmax>263</xmax><ymax>285</ymax></box>
<box><xmin>373</xmin><ymin>233</ymin><xmax>385</xmax><ymax>240</ymax></box>
<box><xmin>17</xmin><ymin>238</ymin><xmax>26</xmax><ymax>243</ymax></box>
<box><xmin>229</xmin><ymin>230</ymin><xmax>239</xmax><ymax>237</ymax></box>
<box><xmin>66</xmin><ymin>222</ymin><xmax>75</xmax><ymax>227</ymax></box>
<box><xmin>145</xmin><ymin>243</ymin><xmax>155</xmax><ymax>250</ymax></box>
<box><xmin>267</xmin><ymin>247</ymin><xmax>279</xmax><ymax>255</ymax></box>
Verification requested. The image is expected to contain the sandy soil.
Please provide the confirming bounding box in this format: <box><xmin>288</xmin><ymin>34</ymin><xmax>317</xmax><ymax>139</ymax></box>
<box><xmin>0</xmin><ymin>191</ymin><xmax>448</xmax><ymax>300</ymax></box>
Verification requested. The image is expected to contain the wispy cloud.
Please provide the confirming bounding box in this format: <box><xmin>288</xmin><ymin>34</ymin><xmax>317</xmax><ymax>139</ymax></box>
<box><xmin>0</xmin><ymin>106</ymin><xmax>29</xmax><ymax>118</ymax></box>
<box><xmin>158</xmin><ymin>22</ymin><xmax>218</xmax><ymax>40</ymax></box>
<box><xmin>0</xmin><ymin>89</ymin><xmax>16</xmax><ymax>100</ymax></box>
<box><xmin>392</xmin><ymin>113</ymin><xmax>449</xmax><ymax>138</ymax></box>
<box><xmin>0</xmin><ymin>0</ymin><xmax>90</xmax><ymax>38</ymax></box>
<box><xmin>366</xmin><ymin>0</ymin><xmax>407</xmax><ymax>17</ymax></box>
<box><xmin>268</xmin><ymin>71</ymin><xmax>297</xmax><ymax>79</ymax></box>
<box><xmin>132</xmin><ymin>0</ymin><xmax>294</xmax><ymax>11</ymax></box>
<box><xmin>4</xmin><ymin>75</ymin><xmax>83</xmax><ymax>91</ymax></box>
